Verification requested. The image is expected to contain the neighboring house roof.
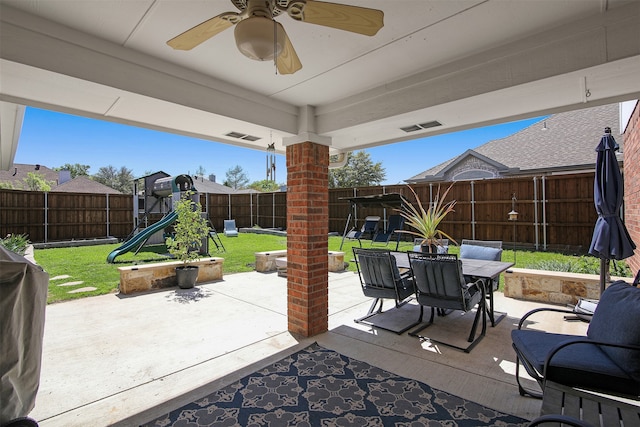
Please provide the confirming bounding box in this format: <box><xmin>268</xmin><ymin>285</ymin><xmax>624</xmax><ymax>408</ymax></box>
<box><xmin>0</xmin><ymin>163</ymin><xmax>61</xmax><ymax>188</ymax></box>
<box><xmin>0</xmin><ymin>163</ymin><xmax>123</xmax><ymax>193</ymax></box>
<box><xmin>1</xmin><ymin>165</ymin><xmax>258</xmax><ymax>194</ymax></box>
<box><xmin>51</xmin><ymin>176</ymin><xmax>123</xmax><ymax>194</ymax></box>
<box><xmin>406</xmin><ymin>103</ymin><xmax>623</xmax><ymax>182</ymax></box>
<box><xmin>191</xmin><ymin>175</ymin><xmax>241</xmax><ymax>194</ymax></box>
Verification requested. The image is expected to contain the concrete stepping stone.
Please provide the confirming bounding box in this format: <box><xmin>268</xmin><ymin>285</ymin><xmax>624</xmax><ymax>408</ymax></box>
<box><xmin>67</xmin><ymin>287</ymin><xmax>97</xmax><ymax>294</ymax></box>
<box><xmin>51</xmin><ymin>275</ymin><xmax>71</xmax><ymax>280</ymax></box>
<box><xmin>58</xmin><ymin>281</ymin><xmax>84</xmax><ymax>287</ymax></box>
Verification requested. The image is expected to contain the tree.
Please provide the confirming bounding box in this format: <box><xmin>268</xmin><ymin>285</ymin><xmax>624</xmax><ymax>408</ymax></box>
<box><xmin>22</xmin><ymin>172</ymin><xmax>55</xmax><ymax>191</ymax></box>
<box><xmin>195</xmin><ymin>165</ymin><xmax>207</xmax><ymax>177</ymax></box>
<box><xmin>93</xmin><ymin>165</ymin><xmax>134</xmax><ymax>193</ymax></box>
<box><xmin>54</xmin><ymin>163</ymin><xmax>90</xmax><ymax>178</ymax></box>
<box><xmin>329</xmin><ymin>151</ymin><xmax>386</xmax><ymax>188</ymax></box>
<box><xmin>248</xmin><ymin>179</ymin><xmax>281</xmax><ymax>192</ymax></box>
<box><xmin>0</xmin><ymin>181</ymin><xmax>16</xmax><ymax>190</ymax></box>
<box><xmin>224</xmin><ymin>165</ymin><xmax>249</xmax><ymax>189</ymax></box>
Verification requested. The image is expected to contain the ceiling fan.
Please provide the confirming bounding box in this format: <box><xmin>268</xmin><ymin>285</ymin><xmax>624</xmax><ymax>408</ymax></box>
<box><xmin>167</xmin><ymin>0</ymin><xmax>384</xmax><ymax>75</ymax></box>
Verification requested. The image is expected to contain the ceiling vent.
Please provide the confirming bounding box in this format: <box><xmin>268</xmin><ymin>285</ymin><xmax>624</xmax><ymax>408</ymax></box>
<box><xmin>225</xmin><ymin>131</ymin><xmax>261</xmax><ymax>141</ymax></box>
<box><xmin>400</xmin><ymin>120</ymin><xmax>442</xmax><ymax>133</ymax></box>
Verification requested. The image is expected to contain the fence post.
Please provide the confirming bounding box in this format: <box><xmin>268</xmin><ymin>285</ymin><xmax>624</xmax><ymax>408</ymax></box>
<box><xmin>542</xmin><ymin>175</ymin><xmax>547</xmax><ymax>250</ymax></box>
<box><xmin>381</xmin><ymin>186</ymin><xmax>387</xmax><ymax>230</ymax></box>
<box><xmin>44</xmin><ymin>192</ymin><xmax>48</xmax><ymax>243</ymax></box>
<box><xmin>228</xmin><ymin>194</ymin><xmax>232</xmax><ymax>220</ymax></box>
<box><xmin>250</xmin><ymin>193</ymin><xmax>253</xmax><ymax>227</ymax></box>
<box><xmin>429</xmin><ymin>183</ymin><xmax>433</xmax><ymax>205</ymax></box>
<box><xmin>352</xmin><ymin>187</ymin><xmax>358</xmax><ymax>227</ymax></box>
<box><xmin>272</xmin><ymin>192</ymin><xmax>275</xmax><ymax>228</ymax></box>
<box><xmin>470</xmin><ymin>181</ymin><xmax>476</xmax><ymax>239</ymax></box>
<box><xmin>533</xmin><ymin>176</ymin><xmax>539</xmax><ymax>250</ymax></box>
<box><xmin>132</xmin><ymin>184</ymin><xmax>139</xmax><ymax>231</ymax></box>
<box><xmin>106</xmin><ymin>193</ymin><xmax>110</xmax><ymax>237</ymax></box>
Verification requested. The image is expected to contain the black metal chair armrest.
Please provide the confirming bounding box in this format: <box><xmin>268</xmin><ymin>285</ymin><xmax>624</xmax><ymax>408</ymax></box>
<box><xmin>470</xmin><ymin>278</ymin><xmax>487</xmax><ymax>301</ymax></box>
<box><xmin>528</xmin><ymin>414</ymin><xmax>594</xmax><ymax>427</ymax></box>
<box><xmin>517</xmin><ymin>307</ymin><xmax>577</xmax><ymax>329</ymax></box>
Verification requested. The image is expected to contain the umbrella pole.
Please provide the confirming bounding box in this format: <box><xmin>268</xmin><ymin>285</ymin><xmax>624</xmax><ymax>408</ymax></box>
<box><xmin>599</xmin><ymin>258</ymin><xmax>609</xmax><ymax>296</ymax></box>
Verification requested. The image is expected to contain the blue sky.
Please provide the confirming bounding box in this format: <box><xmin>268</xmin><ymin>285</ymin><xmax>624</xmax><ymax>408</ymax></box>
<box><xmin>14</xmin><ymin>107</ymin><xmax>543</xmax><ymax>185</ymax></box>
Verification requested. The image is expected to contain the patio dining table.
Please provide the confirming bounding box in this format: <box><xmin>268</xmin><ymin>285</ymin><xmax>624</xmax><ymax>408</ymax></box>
<box><xmin>391</xmin><ymin>252</ymin><xmax>514</xmax><ymax>327</ymax></box>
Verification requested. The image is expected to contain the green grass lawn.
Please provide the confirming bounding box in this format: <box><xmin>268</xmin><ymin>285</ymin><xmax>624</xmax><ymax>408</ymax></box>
<box><xmin>34</xmin><ymin>234</ymin><xmax>630</xmax><ymax>304</ymax></box>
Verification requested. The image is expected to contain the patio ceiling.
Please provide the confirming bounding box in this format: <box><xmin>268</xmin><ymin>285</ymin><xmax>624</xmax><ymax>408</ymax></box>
<box><xmin>1</xmin><ymin>0</ymin><xmax>639</xmax><ymax>170</ymax></box>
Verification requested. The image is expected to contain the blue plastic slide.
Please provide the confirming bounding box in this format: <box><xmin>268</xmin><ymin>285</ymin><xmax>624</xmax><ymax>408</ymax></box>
<box><xmin>106</xmin><ymin>211</ymin><xmax>178</xmax><ymax>263</ymax></box>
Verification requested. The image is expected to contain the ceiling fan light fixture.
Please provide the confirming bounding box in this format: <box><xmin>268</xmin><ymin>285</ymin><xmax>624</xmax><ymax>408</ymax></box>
<box><xmin>234</xmin><ymin>16</ymin><xmax>285</xmax><ymax>61</ymax></box>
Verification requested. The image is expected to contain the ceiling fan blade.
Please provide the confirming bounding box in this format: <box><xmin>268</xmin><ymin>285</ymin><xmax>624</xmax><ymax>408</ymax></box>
<box><xmin>167</xmin><ymin>12</ymin><xmax>239</xmax><ymax>50</ymax></box>
<box><xmin>293</xmin><ymin>1</ymin><xmax>383</xmax><ymax>36</ymax></box>
<box><xmin>277</xmin><ymin>29</ymin><xmax>302</xmax><ymax>75</ymax></box>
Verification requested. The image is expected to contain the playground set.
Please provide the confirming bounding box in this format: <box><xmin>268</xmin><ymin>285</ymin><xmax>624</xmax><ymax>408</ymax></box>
<box><xmin>106</xmin><ymin>171</ymin><xmax>224</xmax><ymax>263</ymax></box>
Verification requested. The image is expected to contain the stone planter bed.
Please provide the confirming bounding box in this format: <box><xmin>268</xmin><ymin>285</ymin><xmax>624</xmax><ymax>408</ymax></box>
<box><xmin>503</xmin><ymin>267</ymin><xmax>625</xmax><ymax>305</ymax></box>
<box><xmin>118</xmin><ymin>257</ymin><xmax>224</xmax><ymax>295</ymax></box>
<box><xmin>255</xmin><ymin>250</ymin><xmax>345</xmax><ymax>275</ymax></box>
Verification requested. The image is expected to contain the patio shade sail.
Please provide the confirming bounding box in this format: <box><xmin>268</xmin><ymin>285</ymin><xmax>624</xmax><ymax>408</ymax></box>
<box><xmin>588</xmin><ymin>128</ymin><xmax>636</xmax><ymax>294</ymax></box>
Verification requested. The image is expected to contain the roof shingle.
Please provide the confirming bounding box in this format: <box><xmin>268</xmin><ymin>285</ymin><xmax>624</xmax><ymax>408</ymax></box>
<box><xmin>407</xmin><ymin>103</ymin><xmax>622</xmax><ymax>182</ymax></box>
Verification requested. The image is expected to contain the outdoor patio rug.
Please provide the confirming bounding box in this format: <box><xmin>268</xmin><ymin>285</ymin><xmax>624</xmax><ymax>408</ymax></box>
<box><xmin>141</xmin><ymin>343</ymin><xmax>529</xmax><ymax>426</ymax></box>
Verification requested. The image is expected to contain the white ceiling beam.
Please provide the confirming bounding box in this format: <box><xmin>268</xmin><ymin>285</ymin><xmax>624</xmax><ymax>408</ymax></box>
<box><xmin>0</xmin><ymin>102</ymin><xmax>25</xmax><ymax>171</ymax></box>
<box><xmin>315</xmin><ymin>2</ymin><xmax>640</xmax><ymax>134</ymax></box>
<box><xmin>0</xmin><ymin>5</ymin><xmax>299</xmax><ymax>135</ymax></box>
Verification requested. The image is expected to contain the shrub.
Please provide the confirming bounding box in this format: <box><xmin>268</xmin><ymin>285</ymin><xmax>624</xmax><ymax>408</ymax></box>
<box><xmin>165</xmin><ymin>193</ymin><xmax>209</xmax><ymax>267</ymax></box>
<box><xmin>0</xmin><ymin>233</ymin><xmax>31</xmax><ymax>255</ymax></box>
<box><xmin>527</xmin><ymin>259</ymin><xmax>577</xmax><ymax>272</ymax></box>
<box><xmin>527</xmin><ymin>256</ymin><xmax>631</xmax><ymax>277</ymax></box>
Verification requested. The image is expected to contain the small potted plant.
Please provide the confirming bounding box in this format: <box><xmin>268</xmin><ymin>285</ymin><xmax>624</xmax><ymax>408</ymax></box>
<box><xmin>398</xmin><ymin>183</ymin><xmax>457</xmax><ymax>253</ymax></box>
<box><xmin>165</xmin><ymin>192</ymin><xmax>209</xmax><ymax>288</ymax></box>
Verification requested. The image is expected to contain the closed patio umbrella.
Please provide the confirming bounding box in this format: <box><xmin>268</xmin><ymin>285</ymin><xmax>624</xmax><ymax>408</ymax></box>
<box><xmin>588</xmin><ymin>127</ymin><xmax>636</xmax><ymax>295</ymax></box>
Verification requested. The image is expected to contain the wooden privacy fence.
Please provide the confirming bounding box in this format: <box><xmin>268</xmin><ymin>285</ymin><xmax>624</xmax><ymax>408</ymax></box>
<box><xmin>0</xmin><ymin>190</ymin><xmax>131</xmax><ymax>243</ymax></box>
<box><xmin>327</xmin><ymin>174</ymin><xmax>598</xmax><ymax>251</ymax></box>
<box><xmin>0</xmin><ymin>173</ymin><xmax>601</xmax><ymax>251</ymax></box>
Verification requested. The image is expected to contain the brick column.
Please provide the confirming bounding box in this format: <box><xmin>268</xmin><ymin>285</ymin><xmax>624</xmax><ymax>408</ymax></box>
<box><xmin>624</xmin><ymin>101</ymin><xmax>640</xmax><ymax>275</ymax></box>
<box><xmin>286</xmin><ymin>141</ymin><xmax>329</xmax><ymax>336</ymax></box>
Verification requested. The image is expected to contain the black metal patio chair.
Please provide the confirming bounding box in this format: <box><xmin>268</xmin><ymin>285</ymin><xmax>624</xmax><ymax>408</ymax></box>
<box><xmin>352</xmin><ymin>248</ymin><xmax>417</xmax><ymax>334</ymax></box>
<box><xmin>407</xmin><ymin>252</ymin><xmax>487</xmax><ymax>352</ymax></box>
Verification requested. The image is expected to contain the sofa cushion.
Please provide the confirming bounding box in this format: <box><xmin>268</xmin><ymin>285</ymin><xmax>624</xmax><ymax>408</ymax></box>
<box><xmin>588</xmin><ymin>281</ymin><xmax>640</xmax><ymax>382</ymax></box>
<box><xmin>512</xmin><ymin>329</ymin><xmax>638</xmax><ymax>396</ymax></box>
<box><xmin>460</xmin><ymin>244</ymin><xmax>502</xmax><ymax>261</ymax></box>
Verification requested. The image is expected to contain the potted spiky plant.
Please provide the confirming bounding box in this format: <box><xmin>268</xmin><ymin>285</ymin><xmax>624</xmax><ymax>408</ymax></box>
<box><xmin>165</xmin><ymin>192</ymin><xmax>209</xmax><ymax>288</ymax></box>
<box><xmin>398</xmin><ymin>183</ymin><xmax>457</xmax><ymax>253</ymax></box>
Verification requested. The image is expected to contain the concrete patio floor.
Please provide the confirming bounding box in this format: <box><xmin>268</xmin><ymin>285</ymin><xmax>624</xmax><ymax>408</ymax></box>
<box><xmin>29</xmin><ymin>269</ymin><xmax>589</xmax><ymax>426</ymax></box>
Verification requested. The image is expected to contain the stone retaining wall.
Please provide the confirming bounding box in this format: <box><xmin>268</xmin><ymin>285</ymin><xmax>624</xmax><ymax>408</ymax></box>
<box><xmin>118</xmin><ymin>258</ymin><xmax>223</xmax><ymax>294</ymax></box>
<box><xmin>503</xmin><ymin>268</ymin><xmax>625</xmax><ymax>305</ymax></box>
<box><xmin>255</xmin><ymin>250</ymin><xmax>345</xmax><ymax>273</ymax></box>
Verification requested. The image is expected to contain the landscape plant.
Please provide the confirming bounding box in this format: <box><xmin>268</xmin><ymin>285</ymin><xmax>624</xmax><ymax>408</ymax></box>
<box><xmin>0</xmin><ymin>233</ymin><xmax>31</xmax><ymax>255</ymax></box>
<box><xmin>527</xmin><ymin>256</ymin><xmax>632</xmax><ymax>277</ymax></box>
<box><xmin>397</xmin><ymin>183</ymin><xmax>457</xmax><ymax>251</ymax></box>
<box><xmin>165</xmin><ymin>192</ymin><xmax>209</xmax><ymax>267</ymax></box>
